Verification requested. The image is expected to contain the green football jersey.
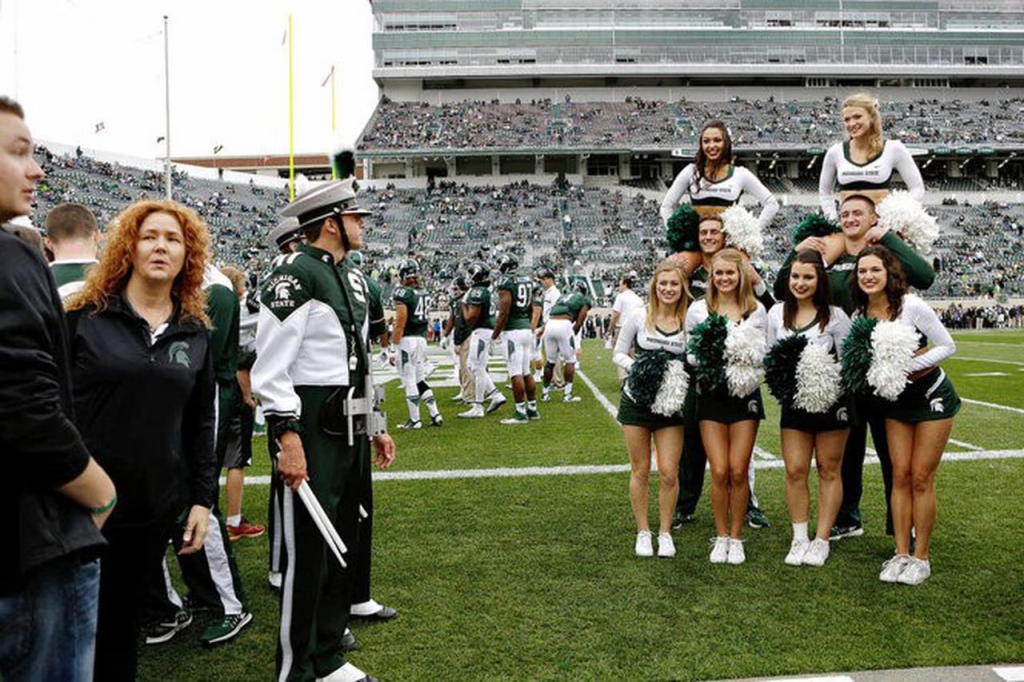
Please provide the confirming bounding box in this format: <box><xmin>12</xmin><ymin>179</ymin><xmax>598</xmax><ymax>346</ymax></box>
<box><xmin>496</xmin><ymin>274</ymin><xmax>534</xmax><ymax>331</ymax></box>
<box><xmin>392</xmin><ymin>285</ymin><xmax>430</xmax><ymax>337</ymax></box>
<box><xmin>548</xmin><ymin>292</ymin><xmax>592</xmax><ymax>319</ymax></box>
<box><xmin>463</xmin><ymin>285</ymin><xmax>495</xmax><ymax>330</ymax></box>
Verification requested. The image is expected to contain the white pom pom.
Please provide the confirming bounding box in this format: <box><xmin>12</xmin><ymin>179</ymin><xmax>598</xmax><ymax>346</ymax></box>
<box><xmin>876</xmin><ymin>191</ymin><xmax>939</xmax><ymax>254</ymax></box>
<box><xmin>651</xmin><ymin>359</ymin><xmax>689</xmax><ymax>416</ymax></box>
<box><xmin>724</xmin><ymin>318</ymin><xmax>766</xmax><ymax>398</ymax></box>
<box><xmin>721</xmin><ymin>204</ymin><xmax>764</xmax><ymax>258</ymax></box>
<box><xmin>794</xmin><ymin>341</ymin><xmax>842</xmax><ymax>413</ymax></box>
<box><xmin>867</xmin><ymin>320</ymin><xmax>919</xmax><ymax>401</ymax></box>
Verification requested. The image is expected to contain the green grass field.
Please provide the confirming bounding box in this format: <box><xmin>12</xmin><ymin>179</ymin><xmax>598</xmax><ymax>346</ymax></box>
<box><xmin>140</xmin><ymin>331</ymin><xmax>1024</xmax><ymax>681</ymax></box>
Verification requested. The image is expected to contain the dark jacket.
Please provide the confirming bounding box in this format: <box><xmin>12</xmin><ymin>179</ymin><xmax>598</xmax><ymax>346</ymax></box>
<box><xmin>0</xmin><ymin>229</ymin><xmax>106</xmax><ymax>596</ymax></box>
<box><xmin>67</xmin><ymin>294</ymin><xmax>218</xmax><ymax>528</ymax></box>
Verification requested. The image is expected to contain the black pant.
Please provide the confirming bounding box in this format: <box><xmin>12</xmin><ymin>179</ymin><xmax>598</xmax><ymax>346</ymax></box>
<box><xmin>836</xmin><ymin>401</ymin><xmax>894</xmax><ymax>534</ymax></box>
<box><xmin>95</xmin><ymin>516</ymin><xmax>178</xmax><ymax>682</ymax></box>
<box><xmin>676</xmin><ymin>423</ymin><xmax>706</xmax><ymax>516</ymax></box>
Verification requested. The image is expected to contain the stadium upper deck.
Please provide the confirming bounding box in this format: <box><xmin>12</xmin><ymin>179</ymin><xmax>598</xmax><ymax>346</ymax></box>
<box><xmin>372</xmin><ymin>0</ymin><xmax>1024</xmax><ymax>89</ymax></box>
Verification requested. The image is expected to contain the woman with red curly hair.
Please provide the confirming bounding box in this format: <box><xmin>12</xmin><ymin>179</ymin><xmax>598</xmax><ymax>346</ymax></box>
<box><xmin>67</xmin><ymin>200</ymin><xmax>218</xmax><ymax>680</ymax></box>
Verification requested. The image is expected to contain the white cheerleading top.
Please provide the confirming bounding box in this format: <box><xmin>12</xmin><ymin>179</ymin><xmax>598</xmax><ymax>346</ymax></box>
<box><xmin>660</xmin><ymin>164</ymin><xmax>779</xmax><ymax>231</ymax></box>
<box><xmin>818</xmin><ymin>139</ymin><xmax>925</xmax><ymax>220</ymax></box>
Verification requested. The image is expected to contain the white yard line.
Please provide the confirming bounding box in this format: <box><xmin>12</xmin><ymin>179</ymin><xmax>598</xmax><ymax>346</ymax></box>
<box><xmin>574</xmin><ymin>368</ymin><xmax>620</xmax><ymax>420</ymax></box>
<box><xmin>951</xmin><ymin>356</ymin><xmax>1024</xmax><ymax>367</ymax></box>
<box><xmin>231</xmin><ymin>449</ymin><xmax>1024</xmax><ymax>486</ymax></box>
<box><xmin>948</xmin><ymin>438</ymin><xmax>984</xmax><ymax>451</ymax></box>
<box><xmin>962</xmin><ymin>398</ymin><xmax>1024</xmax><ymax>415</ymax></box>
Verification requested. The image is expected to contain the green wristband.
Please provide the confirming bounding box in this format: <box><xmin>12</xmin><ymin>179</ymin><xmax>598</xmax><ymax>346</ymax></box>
<box><xmin>90</xmin><ymin>494</ymin><xmax>117</xmax><ymax>516</ymax></box>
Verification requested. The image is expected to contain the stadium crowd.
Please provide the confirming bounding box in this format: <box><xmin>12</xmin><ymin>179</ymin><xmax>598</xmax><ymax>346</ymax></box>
<box><xmin>359</xmin><ymin>95</ymin><xmax>1024</xmax><ymax>152</ymax></box>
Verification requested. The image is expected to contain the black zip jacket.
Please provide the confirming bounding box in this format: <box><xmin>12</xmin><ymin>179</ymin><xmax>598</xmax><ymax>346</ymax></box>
<box><xmin>0</xmin><ymin>229</ymin><xmax>106</xmax><ymax>596</ymax></box>
<box><xmin>67</xmin><ymin>294</ymin><xmax>218</xmax><ymax>528</ymax></box>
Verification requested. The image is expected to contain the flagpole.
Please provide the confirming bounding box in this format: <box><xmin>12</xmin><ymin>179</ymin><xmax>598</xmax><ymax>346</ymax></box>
<box><xmin>288</xmin><ymin>13</ymin><xmax>295</xmax><ymax>201</ymax></box>
<box><xmin>331</xmin><ymin>66</ymin><xmax>337</xmax><ymax>179</ymax></box>
<box><xmin>163</xmin><ymin>14</ymin><xmax>172</xmax><ymax>200</ymax></box>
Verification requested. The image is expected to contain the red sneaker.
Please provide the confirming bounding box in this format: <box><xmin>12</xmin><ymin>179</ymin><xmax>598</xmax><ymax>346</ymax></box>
<box><xmin>227</xmin><ymin>519</ymin><xmax>266</xmax><ymax>541</ymax></box>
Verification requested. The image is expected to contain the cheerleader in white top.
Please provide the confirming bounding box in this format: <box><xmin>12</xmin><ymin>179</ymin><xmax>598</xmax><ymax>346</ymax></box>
<box><xmin>818</xmin><ymin>93</ymin><xmax>926</xmax><ymax>263</ymax></box>
<box><xmin>843</xmin><ymin>245</ymin><xmax>960</xmax><ymax>586</ymax></box>
<box><xmin>613</xmin><ymin>259</ymin><xmax>690</xmax><ymax>559</ymax></box>
<box><xmin>765</xmin><ymin>250</ymin><xmax>852</xmax><ymax>568</ymax></box>
<box><xmin>661</xmin><ymin>120</ymin><xmax>779</xmax><ymax>276</ymax></box>
<box><xmin>685</xmin><ymin>249</ymin><xmax>767</xmax><ymax>566</ymax></box>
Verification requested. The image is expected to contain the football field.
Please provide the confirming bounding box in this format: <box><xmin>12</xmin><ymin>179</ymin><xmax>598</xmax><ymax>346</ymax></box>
<box><xmin>141</xmin><ymin>331</ymin><xmax>1024</xmax><ymax>681</ymax></box>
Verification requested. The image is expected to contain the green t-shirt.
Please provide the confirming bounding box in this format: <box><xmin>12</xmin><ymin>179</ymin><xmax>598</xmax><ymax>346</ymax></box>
<box><xmin>774</xmin><ymin>232</ymin><xmax>935</xmax><ymax>314</ymax></box>
<box><xmin>50</xmin><ymin>260</ymin><xmax>95</xmax><ymax>300</ymax></box>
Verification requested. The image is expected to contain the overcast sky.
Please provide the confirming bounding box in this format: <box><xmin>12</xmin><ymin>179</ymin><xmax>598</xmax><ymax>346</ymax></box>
<box><xmin>0</xmin><ymin>0</ymin><xmax>378</xmax><ymax>159</ymax></box>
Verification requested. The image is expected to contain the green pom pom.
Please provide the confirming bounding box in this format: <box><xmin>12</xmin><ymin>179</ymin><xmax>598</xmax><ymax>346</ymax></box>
<box><xmin>792</xmin><ymin>213</ymin><xmax>840</xmax><ymax>245</ymax></box>
<box><xmin>840</xmin><ymin>316</ymin><xmax>878</xmax><ymax>395</ymax></box>
<box><xmin>628</xmin><ymin>350</ymin><xmax>671</xmax><ymax>410</ymax></box>
<box><xmin>666</xmin><ymin>205</ymin><xmax>700</xmax><ymax>252</ymax></box>
<box><xmin>764</xmin><ymin>335</ymin><xmax>808</xmax><ymax>407</ymax></box>
<box><xmin>687</xmin><ymin>313</ymin><xmax>728</xmax><ymax>390</ymax></box>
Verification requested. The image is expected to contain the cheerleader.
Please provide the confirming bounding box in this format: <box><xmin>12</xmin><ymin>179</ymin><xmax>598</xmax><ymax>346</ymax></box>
<box><xmin>848</xmin><ymin>245</ymin><xmax>960</xmax><ymax>585</ymax></box>
<box><xmin>676</xmin><ymin>215</ymin><xmax>773</xmax><ymax>531</ymax></box>
<box><xmin>765</xmin><ymin>250</ymin><xmax>852</xmax><ymax>567</ymax></box>
<box><xmin>613</xmin><ymin>259</ymin><xmax>690</xmax><ymax>558</ymax></box>
<box><xmin>817</xmin><ymin>93</ymin><xmax>926</xmax><ymax>265</ymax></box>
<box><xmin>818</xmin><ymin>93</ymin><xmax>925</xmax><ymax>221</ymax></box>
<box><xmin>686</xmin><ymin>249</ymin><xmax>767</xmax><ymax>565</ymax></box>
<box><xmin>661</xmin><ymin>120</ymin><xmax>779</xmax><ymax>274</ymax></box>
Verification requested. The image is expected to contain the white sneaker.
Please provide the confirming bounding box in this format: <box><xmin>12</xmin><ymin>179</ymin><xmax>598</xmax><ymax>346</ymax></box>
<box><xmin>486</xmin><ymin>392</ymin><xmax>507</xmax><ymax>414</ymax></box>
<box><xmin>897</xmin><ymin>557</ymin><xmax>931</xmax><ymax>585</ymax></box>
<box><xmin>879</xmin><ymin>554</ymin><xmax>912</xmax><ymax>583</ymax></box>
<box><xmin>802</xmin><ymin>538</ymin><xmax>831</xmax><ymax>567</ymax></box>
<box><xmin>268</xmin><ymin>571</ymin><xmax>282</xmax><ymax>589</ymax></box>
<box><xmin>397</xmin><ymin>419</ymin><xmax>422</xmax><ymax>430</ymax></box>
<box><xmin>657</xmin><ymin>532</ymin><xmax>676</xmax><ymax>558</ymax></box>
<box><xmin>317</xmin><ymin>661</ymin><xmax>372</xmax><ymax>682</ymax></box>
<box><xmin>709</xmin><ymin>536</ymin><xmax>730</xmax><ymax>564</ymax></box>
<box><xmin>727</xmin><ymin>538</ymin><xmax>746</xmax><ymax>565</ymax></box>
<box><xmin>563</xmin><ymin>394</ymin><xmax>581</xmax><ymax>403</ymax></box>
<box><xmin>451</xmin><ymin>392</ymin><xmax>464</xmax><ymax>402</ymax></box>
<box><xmin>635</xmin><ymin>530</ymin><xmax>653</xmax><ymax>557</ymax></box>
<box><xmin>458</xmin><ymin>404</ymin><xmax>485</xmax><ymax>418</ymax></box>
<box><xmin>784</xmin><ymin>538</ymin><xmax>810</xmax><ymax>566</ymax></box>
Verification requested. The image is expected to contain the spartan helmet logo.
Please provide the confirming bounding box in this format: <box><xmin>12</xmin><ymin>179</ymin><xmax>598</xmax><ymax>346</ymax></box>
<box><xmin>930</xmin><ymin>398</ymin><xmax>945</xmax><ymax>413</ymax></box>
<box><xmin>748</xmin><ymin>399</ymin><xmax>759</xmax><ymax>413</ymax></box>
<box><xmin>274</xmin><ymin>281</ymin><xmax>293</xmax><ymax>300</ymax></box>
<box><xmin>168</xmin><ymin>341</ymin><xmax>192</xmax><ymax>368</ymax></box>
<box><xmin>836</xmin><ymin>407</ymin><xmax>849</xmax><ymax>422</ymax></box>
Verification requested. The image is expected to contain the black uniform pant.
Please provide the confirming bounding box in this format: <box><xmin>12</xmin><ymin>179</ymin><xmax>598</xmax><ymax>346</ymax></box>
<box><xmin>95</xmin><ymin>515</ymin><xmax>178</xmax><ymax>682</ymax></box>
<box><xmin>676</xmin><ymin>422</ymin><xmax>706</xmax><ymax>516</ymax></box>
<box><xmin>277</xmin><ymin>386</ymin><xmax>371</xmax><ymax>681</ymax></box>
<box><xmin>836</xmin><ymin>399</ymin><xmax>895</xmax><ymax>534</ymax></box>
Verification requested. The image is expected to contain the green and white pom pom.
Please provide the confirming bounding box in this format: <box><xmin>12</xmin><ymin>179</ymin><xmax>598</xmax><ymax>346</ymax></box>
<box><xmin>794</xmin><ymin>341</ymin><xmax>842</xmax><ymax>413</ymax></box>
<box><xmin>867</xmin><ymin>319</ymin><xmax>919</xmax><ymax>401</ymax></box>
<box><xmin>721</xmin><ymin>204</ymin><xmax>764</xmax><ymax>258</ymax></box>
<box><xmin>765</xmin><ymin>335</ymin><xmax>807</xmax><ymax>406</ymax></box>
<box><xmin>650</xmin><ymin>359</ymin><xmax>689</xmax><ymax>417</ymax></box>
<box><xmin>724</xmin><ymin>318</ymin><xmax>766</xmax><ymax>398</ymax></box>
<box><xmin>792</xmin><ymin>212</ymin><xmax>841</xmax><ymax>245</ymax></box>
<box><xmin>841</xmin><ymin>317</ymin><xmax>879</xmax><ymax>396</ymax></box>
<box><xmin>627</xmin><ymin>349</ymin><xmax>671</xmax><ymax>410</ymax></box>
<box><xmin>688</xmin><ymin>313</ymin><xmax>729</xmax><ymax>391</ymax></box>
<box><xmin>876</xmin><ymin>191</ymin><xmax>938</xmax><ymax>254</ymax></box>
<box><xmin>666</xmin><ymin>205</ymin><xmax>700</xmax><ymax>253</ymax></box>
